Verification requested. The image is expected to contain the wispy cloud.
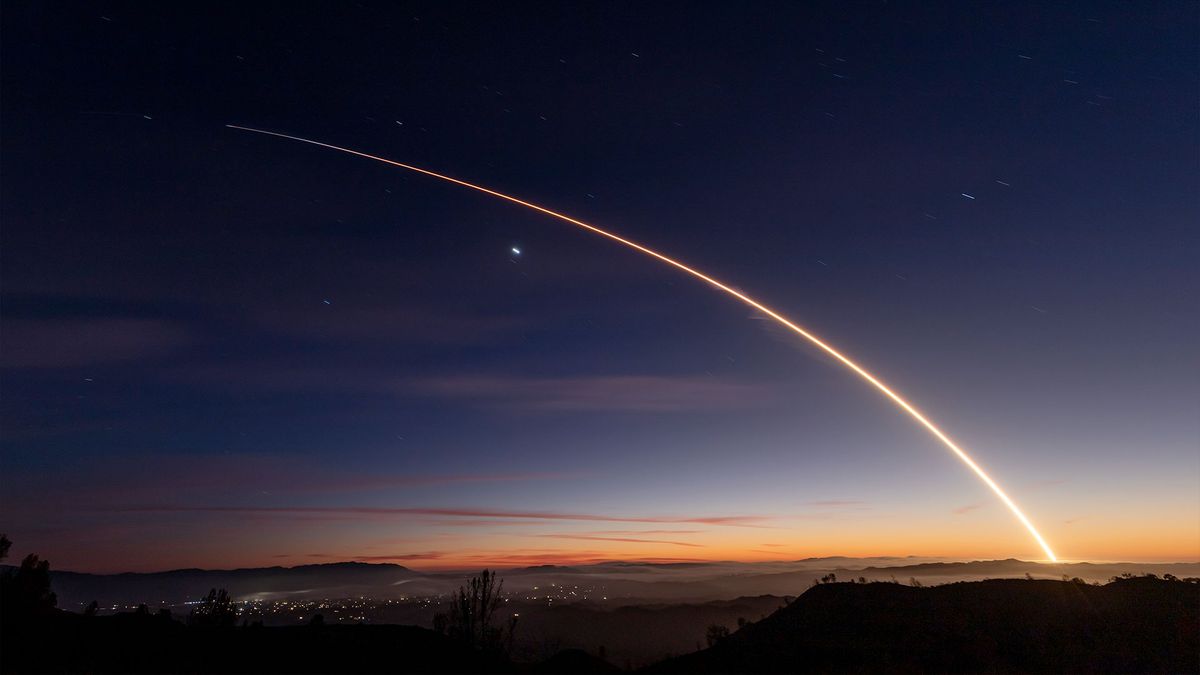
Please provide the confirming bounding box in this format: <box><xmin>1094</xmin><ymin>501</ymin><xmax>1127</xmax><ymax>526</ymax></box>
<box><xmin>120</xmin><ymin>505</ymin><xmax>772</xmax><ymax>527</ymax></box>
<box><xmin>806</xmin><ymin>500</ymin><xmax>866</xmax><ymax>507</ymax></box>
<box><xmin>349</xmin><ymin>552</ymin><xmax>447</xmax><ymax>561</ymax></box>
<box><xmin>6</xmin><ymin>454</ymin><xmax>575</xmax><ymax>506</ymax></box>
<box><xmin>585</xmin><ymin>529</ymin><xmax>704</xmax><ymax>535</ymax></box>
<box><xmin>255</xmin><ymin>304</ymin><xmax>527</xmax><ymax>346</ymax></box>
<box><xmin>289</xmin><ymin>472</ymin><xmax>584</xmax><ymax>494</ymax></box>
<box><xmin>1028</xmin><ymin>479</ymin><xmax>1068</xmax><ymax>490</ymax></box>
<box><xmin>952</xmin><ymin>503</ymin><xmax>983</xmax><ymax>515</ymax></box>
<box><xmin>273</xmin><ymin>551</ymin><xmax>446</xmax><ymax>561</ymax></box>
<box><xmin>448</xmin><ymin>551</ymin><xmax>713</xmax><ymax>566</ymax></box>
<box><xmin>425</xmin><ymin>519</ymin><xmax>552</xmax><ymax>528</ymax></box>
<box><xmin>172</xmin><ymin>366</ymin><xmax>775</xmax><ymax>415</ymax></box>
<box><xmin>535</xmin><ymin>534</ymin><xmax>704</xmax><ymax>548</ymax></box>
<box><xmin>1</xmin><ymin>318</ymin><xmax>191</xmax><ymax>368</ymax></box>
<box><xmin>409</xmin><ymin>374</ymin><xmax>771</xmax><ymax>412</ymax></box>
<box><xmin>453</xmin><ymin>551</ymin><xmax>613</xmax><ymax>565</ymax></box>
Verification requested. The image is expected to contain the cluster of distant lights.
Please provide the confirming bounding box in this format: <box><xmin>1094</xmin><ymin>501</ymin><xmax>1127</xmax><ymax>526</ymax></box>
<box><xmin>79</xmin><ymin>583</ymin><xmax>617</xmax><ymax>622</ymax></box>
<box><xmin>525</xmin><ymin>582</ymin><xmax>608</xmax><ymax>603</ymax></box>
<box><xmin>242</xmin><ymin>596</ymin><xmax>441</xmax><ymax>623</ymax></box>
<box><xmin>83</xmin><ymin>595</ymin><xmax>438</xmax><ymax>622</ymax></box>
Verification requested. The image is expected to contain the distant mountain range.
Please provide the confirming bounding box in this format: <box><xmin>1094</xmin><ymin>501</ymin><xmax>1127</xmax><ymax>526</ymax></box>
<box><xmin>36</xmin><ymin>562</ymin><xmax>439</xmax><ymax>608</ymax></box>
<box><xmin>10</xmin><ymin>556</ymin><xmax>1197</xmax><ymax>609</ymax></box>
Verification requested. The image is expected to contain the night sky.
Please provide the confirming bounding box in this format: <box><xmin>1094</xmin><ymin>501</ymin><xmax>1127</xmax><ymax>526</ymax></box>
<box><xmin>2</xmin><ymin>1</ymin><xmax>1197</xmax><ymax>572</ymax></box>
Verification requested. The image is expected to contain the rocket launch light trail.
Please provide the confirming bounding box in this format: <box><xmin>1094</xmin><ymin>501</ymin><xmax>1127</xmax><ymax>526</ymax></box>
<box><xmin>227</xmin><ymin>124</ymin><xmax>1060</xmax><ymax>562</ymax></box>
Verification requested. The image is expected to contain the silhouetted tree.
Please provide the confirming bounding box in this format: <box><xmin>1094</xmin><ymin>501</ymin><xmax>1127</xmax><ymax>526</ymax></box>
<box><xmin>188</xmin><ymin>588</ymin><xmax>236</xmax><ymax>628</ymax></box>
<box><xmin>736</xmin><ymin>616</ymin><xmax>748</xmax><ymax>629</ymax></box>
<box><xmin>820</xmin><ymin>573</ymin><xmax>837</xmax><ymax>584</ymax></box>
<box><xmin>0</xmin><ymin>533</ymin><xmax>11</xmax><ymax>561</ymax></box>
<box><xmin>83</xmin><ymin>601</ymin><xmax>99</xmax><ymax>616</ymax></box>
<box><xmin>309</xmin><ymin>613</ymin><xmax>325</xmax><ymax>627</ymax></box>
<box><xmin>434</xmin><ymin>570</ymin><xmax>516</xmax><ymax>656</ymax></box>
<box><xmin>705</xmin><ymin>624</ymin><xmax>730</xmax><ymax>647</ymax></box>
<box><xmin>0</xmin><ymin>552</ymin><xmax>58</xmax><ymax>620</ymax></box>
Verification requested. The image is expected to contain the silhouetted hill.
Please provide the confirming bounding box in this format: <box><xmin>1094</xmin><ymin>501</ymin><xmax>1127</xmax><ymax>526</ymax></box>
<box><xmin>528</xmin><ymin>649</ymin><xmax>620</xmax><ymax>674</ymax></box>
<box><xmin>853</xmin><ymin>557</ymin><xmax>1200</xmax><ymax>579</ymax></box>
<box><xmin>0</xmin><ymin>608</ymin><xmax>630</xmax><ymax>674</ymax></box>
<box><xmin>648</xmin><ymin>577</ymin><xmax>1199</xmax><ymax>673</ymax></box>
<box><xmin>509</xmin><ymin>595</ymin><xmax>787</xmax><ymax>667</ymax></box>
<box><xmin>21</xmin><ymin>561</ymin><xmax>428</xmax><ymax>607</ymax></box>
<box><xmin>505</xmin><ymin>565</ymin><xmax>585</xmax><ymax>574</ymax></box>
<box><xmin>0</xmin><ymin>609</ymin><xmax>504</xmax><ymax>673</ymax></box>
<box><xmin>5</xmin><ymin>575</ymin><xmax>1195</xmax><ymax>673</ymax></box>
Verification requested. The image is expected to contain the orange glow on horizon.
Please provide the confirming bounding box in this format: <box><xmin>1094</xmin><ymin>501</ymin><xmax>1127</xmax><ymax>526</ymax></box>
<box><xmin>228</xmin><ymin>124</ymin><xmax>1060</xmax><ymax>561</ymax></box>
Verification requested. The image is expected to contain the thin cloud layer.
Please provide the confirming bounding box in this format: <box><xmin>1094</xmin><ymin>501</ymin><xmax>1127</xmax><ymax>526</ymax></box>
<box><xmin>410</xmin><ymin>374</ymin><xmax>771</xmax><ymax>412</ymax></box>
<box><xmin>535</xmin><ymin>534</ymin><xmax>704</xmax><ymax>548</ymax></box>
<box><xmin>1</xmin><ymin>318</ymin><xmax>191</xmax><ymax>368</ymax></box>
<box><xmin>3</xmin><ymin>454</ymin><xmax>576</xmax><ymax>508</ymax></box>
<box><xmin>121</xmin><ymin>505</ymin><xmax>772</xmax><ymax>527</ymax></box>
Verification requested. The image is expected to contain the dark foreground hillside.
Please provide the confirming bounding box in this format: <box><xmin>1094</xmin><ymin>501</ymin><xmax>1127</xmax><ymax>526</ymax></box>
<box><xmin>649</xmin><ymin>577</ymin><xmax>1199</xmax><ymax>673</ymax></box>
<box><xmin>3</xmin><ymin>577</ymin><xmax>1195</xmax><ymax>673</ymax></box>
<box><xmin>0</xmin><ymin>611</ymin><xmax>506</xmax><ymax>673</ymax></box>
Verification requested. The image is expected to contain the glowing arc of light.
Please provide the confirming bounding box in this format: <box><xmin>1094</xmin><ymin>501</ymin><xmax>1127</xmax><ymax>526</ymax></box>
<box><xmin>226</xmin><ymin>124</ymin><xmax>1059</xmax><ymax>562</ymax></box>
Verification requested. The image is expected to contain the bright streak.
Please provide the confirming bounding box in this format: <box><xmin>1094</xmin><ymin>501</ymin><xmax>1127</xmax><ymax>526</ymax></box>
<box><xmin>226</xmin><ymin>124</ymin><xmax>1060</xmax><ymax>562</ymax></box>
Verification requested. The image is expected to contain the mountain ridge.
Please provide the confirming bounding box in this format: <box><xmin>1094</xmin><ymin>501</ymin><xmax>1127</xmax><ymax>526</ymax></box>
<box><xmin>649</xmin><ymin>576</ymin><xmax>1199</xmax><ymax>673</ymax></box>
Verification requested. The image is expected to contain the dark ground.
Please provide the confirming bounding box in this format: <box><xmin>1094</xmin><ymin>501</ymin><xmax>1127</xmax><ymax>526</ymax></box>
<box><xmin>2</xmin><ymin>577</ymin><xmax>1196</xmax><ymax>674</ymax></box>
<box><xmin>649</xmin><ymin>577</ymin><xmax>1199</xmax><ymax>674</ymax></box>
<box><xmin>1</xmin><ymin>613</ymin><xmax>502</xmax><ymax>674</ymax></box>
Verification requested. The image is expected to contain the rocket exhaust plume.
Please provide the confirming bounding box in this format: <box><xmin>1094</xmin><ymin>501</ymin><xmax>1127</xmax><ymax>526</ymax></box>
<box><xmin>226</xmin><ymin>124</ymin><xmax>1060</xmax><ymax>562</ymax></box>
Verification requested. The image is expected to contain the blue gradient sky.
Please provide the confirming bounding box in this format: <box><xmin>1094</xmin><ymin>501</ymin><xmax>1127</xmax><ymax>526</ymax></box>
<box><xmin>1</xmin><ymin>1</ymin><xmax>1197</xmax><ymax>571</ymax></box>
